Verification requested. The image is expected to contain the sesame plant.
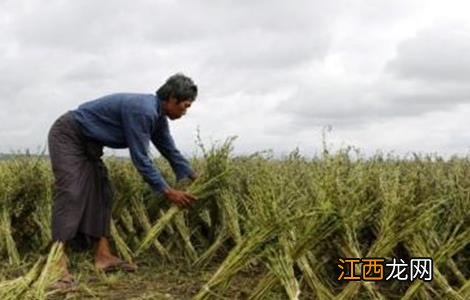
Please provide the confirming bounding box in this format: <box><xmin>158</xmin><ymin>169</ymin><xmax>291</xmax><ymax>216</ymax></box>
<box><xmin>0</xmin><ymin>142</ymin><xmax>468</xmax><ymax>299</ymax></box>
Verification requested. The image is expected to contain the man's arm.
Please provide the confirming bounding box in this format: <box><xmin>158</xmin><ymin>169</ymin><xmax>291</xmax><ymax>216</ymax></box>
<box><xmin>151</xmin><ymin>116</ymin><xmax>195</xmax><ymax>181</ymax></box>
<box><xmin>121</xmin><ymin>110</ymin><xmax>169</xmax><ymax>193</ymax></box>
<box><xmin>122</xmin><ymin>109</ymin><xmax>196</xmax><ymax>207</ymax></box>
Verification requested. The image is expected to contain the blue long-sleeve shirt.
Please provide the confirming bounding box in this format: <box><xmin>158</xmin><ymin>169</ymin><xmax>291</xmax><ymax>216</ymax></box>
<box><xmin>72</xmin><ymin>93</ymin><xmax>194</xmax><ymax>193</ymax></box>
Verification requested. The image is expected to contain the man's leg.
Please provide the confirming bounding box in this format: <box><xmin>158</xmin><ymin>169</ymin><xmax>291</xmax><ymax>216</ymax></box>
<box><xmin>48</xmin><ymin>113</ymin><xmax>86</xmax><ymax>290</ymax></box>
<box><xmin>94</xmin><ymin>237</ymin><xmax>137</xmax><ymax>271</ymax></box>
<box><xmin>94</xmin><ymin>237</ymin><xmax>120</xmax><ymax>268</ymax></box>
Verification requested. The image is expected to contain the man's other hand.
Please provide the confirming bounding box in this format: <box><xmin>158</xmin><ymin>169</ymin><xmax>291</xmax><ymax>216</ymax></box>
<box><xmin>163</xmin><ymin>187</ymin><xmax>197</xmax><ymax>208</ymax></box>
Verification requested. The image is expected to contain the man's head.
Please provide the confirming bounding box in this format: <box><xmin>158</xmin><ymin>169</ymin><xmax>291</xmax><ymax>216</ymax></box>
<box><xmin>157</xmin><ymin>73</ymin><xmax>198</xmax><ymax>120</ymax></box>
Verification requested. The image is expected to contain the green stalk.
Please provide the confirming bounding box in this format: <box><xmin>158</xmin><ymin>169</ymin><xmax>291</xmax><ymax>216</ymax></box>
<box><xmin>135</xmin><ymin>171</ymin><xmax>229</xmax><ymax>256</ymax></box>
<box><xmin>111</xmin><ymin>219</ymin><xmax>134</xmax><ymax>263</ymax></box>
<box><xmin>0</xmin><ymin>210</ymin><xmax>20</xmax><ymax>266</ymax></box>
<box><xmin>0</xmin><ymin>258</ymin><xmax>44</xmax><ymax>299</ymax></box>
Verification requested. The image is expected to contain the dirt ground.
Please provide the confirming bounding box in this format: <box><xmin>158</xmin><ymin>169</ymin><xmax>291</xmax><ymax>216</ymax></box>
<box><xmin>1</xmin><ymin>253</ymin><xmax>290</xmax><ymax>299</ymax></box>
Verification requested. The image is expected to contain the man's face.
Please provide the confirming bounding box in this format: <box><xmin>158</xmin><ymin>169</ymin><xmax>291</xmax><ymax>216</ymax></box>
<box><xmin>164</xmin><ymin>97</ymin><xmax>192</xmax><ymax>120</ymax></box>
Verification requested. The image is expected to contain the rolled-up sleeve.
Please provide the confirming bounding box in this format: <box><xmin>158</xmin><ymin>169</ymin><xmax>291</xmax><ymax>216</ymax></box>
<box><xmin>151</xmin><ymin>116</ymin><xmax>194</xmax><ymax>181</ymax></box>
<box><xmin>121</xmin><ymin>109</ymin><xmax>169</xmax><ymax>193</ymax></box>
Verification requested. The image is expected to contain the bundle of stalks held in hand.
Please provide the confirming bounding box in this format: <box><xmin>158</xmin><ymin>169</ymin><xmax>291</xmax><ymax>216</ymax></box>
<box><xmin>135</xmin><ymin>171</ymin><xmax>229</xmax><ymax>256</ymax></box>
<box><xmin>135</xmin><ymin>138</ymin><xmax>234</xmax><ymax>257</ymax></box>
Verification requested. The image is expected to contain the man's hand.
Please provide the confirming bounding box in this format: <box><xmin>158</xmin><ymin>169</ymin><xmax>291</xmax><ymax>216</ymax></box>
<box><xmin>163</xmin><ymin>187</ymin><xmax>197</xmax><ymax>208</ymax></box>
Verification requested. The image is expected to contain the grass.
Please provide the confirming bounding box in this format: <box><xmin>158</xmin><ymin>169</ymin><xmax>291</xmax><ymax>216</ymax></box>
<box><xmin>0</xmin><ymin>140</ymin><xmax>469</xmax><ymax>299</ymax></box>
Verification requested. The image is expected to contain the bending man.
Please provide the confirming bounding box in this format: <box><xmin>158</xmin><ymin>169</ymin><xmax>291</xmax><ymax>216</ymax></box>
<box><xmin>47</xmin><ymin>73</ymin><xmax>198</xmax><ymax>288</ymax></box>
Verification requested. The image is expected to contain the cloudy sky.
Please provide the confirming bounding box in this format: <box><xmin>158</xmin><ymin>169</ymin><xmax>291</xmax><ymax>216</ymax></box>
<box><xmin>1</xmin><ymin>0</ymin><xmax>469</xmax><ymax>157</ymax></box>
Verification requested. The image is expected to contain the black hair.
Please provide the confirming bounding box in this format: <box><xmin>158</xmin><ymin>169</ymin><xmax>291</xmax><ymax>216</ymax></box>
<box><xmin>156</xmin><ymin>73</ymin><xmax>198</xmax><ymax>102</ymax></box>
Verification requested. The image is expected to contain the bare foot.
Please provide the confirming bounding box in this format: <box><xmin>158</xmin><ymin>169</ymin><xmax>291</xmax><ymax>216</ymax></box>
<box><xmin>94</xmin><ymin>237</ymin><xmax>137</xmax><ymax>272</ymax></box>
<box><xmin>95</xmin><ymin>254</ymin><xmax>137</xmax><ymax>272</ymax></box>
<box><xmin>95</xmin><ymin>254</ymin><xmax>120</xmax><ymax>269</ymax></box>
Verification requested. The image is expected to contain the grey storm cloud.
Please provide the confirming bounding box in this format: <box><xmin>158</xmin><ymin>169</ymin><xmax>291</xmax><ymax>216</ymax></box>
<box><xmin>387</xmin><ymin>22</ymin><xmax>470</xmax><ymax>83</ymax></box>
<box><xmin>9</xmin><ymin>0</ymin><xmax>334</xmax><ymax>52</ymax></box>
<box><xmin>0</xmin><ymin>0</ymin><xmax>340</xmax><ymax>154</ymax></box>
<box><xmin>1</xmin><ymin>0</ymin><xmax>335</xmax><ymax>96</ymax></box>
<box><xmin>279</xmin><ymin>21</ymin><xmax>470</xmax><ymax>132</ymax></box>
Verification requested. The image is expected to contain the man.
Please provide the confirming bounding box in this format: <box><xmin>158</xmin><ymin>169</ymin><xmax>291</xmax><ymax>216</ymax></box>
<box><xmin>48</xmin><ymin>73</ymin><xmax>198</xmax><ymax>288</ymax></box>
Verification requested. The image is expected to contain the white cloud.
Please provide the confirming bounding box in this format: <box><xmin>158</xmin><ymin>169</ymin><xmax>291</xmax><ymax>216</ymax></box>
<box><xmin>0</xmin><ymin>0</ymin><xmax>469</xmax><ymax>156</ymax></box>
